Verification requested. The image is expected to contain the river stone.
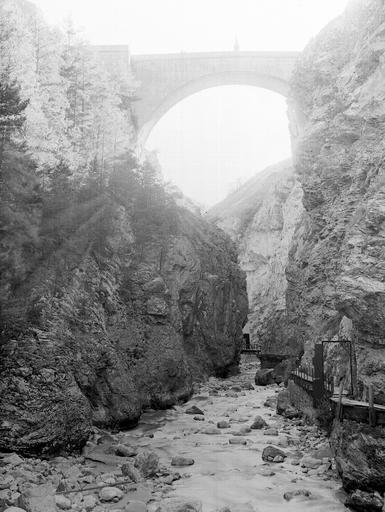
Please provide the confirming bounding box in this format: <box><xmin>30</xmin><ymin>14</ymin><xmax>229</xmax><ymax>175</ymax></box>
<box><xmin>254</xmin><ymin>369</ymin><xmax>274</xmax><ymax>386</ymax></box>
<box><xmin>201</xmin><ymin>427</ymin><xmax>220</xmax><ymax>435</ymax></box>
<box><xmin>345</xmin><ymin>490</ymin><xmax>383</xmax><ymax>512</ymax></box>
<box><xmin>125</xmin><ymin>500</ymin><xmax>147</xmax><ymax>512</ymax></box>
<box><xmin>229</xmin><ymin>437</ymin><xmax>247</xmax><ymax>445</ymax></box>
<box><xmin>134</xmin><ymin>450</ymin><xmax>159</xmax><ymax>477</ymax></box>
<box><xmin>171</xmin><ymin>457</ymin><xmax>195</xmax><ymax>467</ymax></box>
<box><xmin>121</xmin><ymin>462</ymin><xmax>142</xmax><ymax>482</ymax></box>
<box><xmin>262</xmin><ymin>446</ymin><xmax>287</xmax><ymax>462</ymax></box>
<box><xmin>99</xmin><ymin>487</ymin><xmax>124</xmax><ymax>502</ymax></box>
<box><xmin>20</xmin><ymin>483</ymin><xmax>56</xmax><ymax>512</ymax></box>
<box><xmin>251</xmin><ymin>416</ymin><xmax>267</xmax><ymax>429</ymax></box>
<box><xmin>2</xmin><ymin>454</ymin><xmax>23</xmax><ymax>467</ymax></box>
<box><xmin>115</xmin><ymin>444</ymin><xmax>138</xmax><ymax>457</ymax></box>
<box><xmin>55</xmin><ymin>495</ymin><xmax>71</xmax><ymax>510</ymax></box>
<box><xmin>301</xmin><ymin>456</ymin><xmax>322</xmax><ymax>469</ymax></box>
<box><xmin>283</xmin><ymin>490</ymin><xmax>312</xmax><ymax>501</ymax></box>
<box><xmin>152</xmin><ymin>498</ymin><xmax>202</xmax><ymax>512</ymax></box>
<box><xmin>263</xmin><ymin>428</ymin><xmax>278</xmax><ymax>436</ymax></box>
<box><xmin>0</xmin><ymin>476</ymin><xmax>14</xmax><ymax>490</ymax></box>
<box><xmin>82</xmin><ymin>494</ymin><xmax>98</xmax><ymax>511</ymax></box>
<box><xmin>185</xmin><ymin>406</ymin><xmax>204</xmax><ymax>415</ymax></box>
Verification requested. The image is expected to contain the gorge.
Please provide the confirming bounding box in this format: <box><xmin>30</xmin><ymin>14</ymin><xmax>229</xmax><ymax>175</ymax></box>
<box><xmin>2</xmin><ymin>0</ymin><xmax>385</xmax><ymax>511</ymax></box>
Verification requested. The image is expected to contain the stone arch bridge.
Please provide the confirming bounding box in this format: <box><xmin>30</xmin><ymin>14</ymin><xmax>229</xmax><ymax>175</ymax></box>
<box><xmin>94</xmin><ymin>45</ymin><xmax>300</xmax><ymax>147</ymax></box>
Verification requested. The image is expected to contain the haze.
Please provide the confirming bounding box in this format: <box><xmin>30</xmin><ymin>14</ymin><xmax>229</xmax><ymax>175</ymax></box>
<box><xmin>34</xmin><ymin>0</ymin><xmax>349</xmax><ymax>206</ymax></box>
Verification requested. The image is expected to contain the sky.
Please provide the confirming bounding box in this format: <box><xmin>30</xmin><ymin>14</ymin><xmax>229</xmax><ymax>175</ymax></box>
<box><xmin>34</xmin><ymin>0</ymin><xmax>349</xmax><ymax>206</ymax></box>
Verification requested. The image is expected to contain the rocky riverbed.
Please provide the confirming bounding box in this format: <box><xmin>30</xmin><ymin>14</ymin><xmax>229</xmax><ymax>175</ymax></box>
<box><xmin>0</xmin><ymin>358</ymin><xmax>346</xmax><ymax>512</ymax></box>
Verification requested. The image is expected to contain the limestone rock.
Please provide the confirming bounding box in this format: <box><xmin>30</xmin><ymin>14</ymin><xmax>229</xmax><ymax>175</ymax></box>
<box><xmin>209</xmin><ymin>160</ymin><xmax>303</xmax><ymax>359</ymax></box>
<box><xmin>229</xmin><ymin>437</ymin><xmax>247</xmax><ymax>445</ymax></box>
<box><xmin>54</xmin><ymin>495</ymin><xmax>71</xmax><ymax>510</ymax></box>
<box><xmin>99</xmin><ymin>487</ymin><xmax>123</xmax><ymax>502</ymax></box>
<box><xmin>345</xmin><ymin>490</ymin><xmax>383</xmax><ymax>512</ymax></box>
<box><xmin>151</xmin><ymin>497</ymin><xmax>202</xmax><ymax>512</ymax></box>
<box><xmin>185</xmin><ymin>406</ymin><xmax>204</xmax><ymax>415</ymax></box>
<box><xmin>121</xmin><ymin>463</ymin><xmax>142</xmax><ymax>483</ymax></box>
<box><xmin>283</xmin><ymin>489</ymin><xmax>312</xmax><ymax>501</ymax></box>
<box><xmin>125</xmin><ymin>500</ymin><xmax>147</xmax><ymax>512</ymax></box>
<box><xmin>134</xmin><ymin>451</ymin><xmax>159</xmax><ymax>478</ymax></box>
<box><xmin>0</xmin><ymin>197</ymin><xmax>247</xmax><ymax>454</ymax></box>
<box><xmin>250</xmin><ymin>416</ymin><xmax>267</xmax><ymax>429</ymax></box>
<box><xmin>254</xmin><ymin>369</ymin><xmax>274</xmax><ymax>386</ymax></box>
<box><xmin>82</xmin><ymin>495</ymin><xmax>98</xmax><ymax>511</ymax></box>
<box><xmin>115</xmin><ymin>444</ymin><xmax>138</xmax><ymax>457</ymax></box>
<box><xmin>171</xmin><ymin>457</ymin><xmax>195</xmax><ymax>467</ymax></box>
<box><xmin>262</xmin><ymin>446</ymin><xmax>287</xmax><ymax>462</ymax></box>
<box><xmin>331</xmin><ymin>420</ymin><xmax>385</xmax><ymax>493</ymax></box>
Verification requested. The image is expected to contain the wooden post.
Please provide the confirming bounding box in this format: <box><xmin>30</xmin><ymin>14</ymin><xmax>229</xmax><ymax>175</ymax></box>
<box><xmin>313</xmin><ymin>343</ymin><xmax>324</xmax><ymax>407</ymax></box>
<box><xmin>336</xmin><ymin>380</ymin><xmax>344</xmax><ymax>422</ymax></box>
<box><xmin>369</xmin><ymin>384</ymin><xmax>376</xmax><ymax>427</ymax></box>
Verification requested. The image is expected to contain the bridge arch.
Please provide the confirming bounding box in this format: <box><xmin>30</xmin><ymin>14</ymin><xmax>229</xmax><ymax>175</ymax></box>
<box><xmin>137</xmin><ymin>70</ymin><xmax>290</xmax><ymax>148</ymax></box>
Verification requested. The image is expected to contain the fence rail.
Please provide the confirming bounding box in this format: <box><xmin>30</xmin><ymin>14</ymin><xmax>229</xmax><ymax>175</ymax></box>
<box><xmin>289</xmin><ymin>340</ymin><xmax>384</xmax><ymax>426</ymax></box>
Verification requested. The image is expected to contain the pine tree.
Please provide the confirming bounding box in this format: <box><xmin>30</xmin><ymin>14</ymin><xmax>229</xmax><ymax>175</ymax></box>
<box><xmin>0</xmin><ymin>73</ymin><xmax>29</xmax><ymax>166</ymax></box>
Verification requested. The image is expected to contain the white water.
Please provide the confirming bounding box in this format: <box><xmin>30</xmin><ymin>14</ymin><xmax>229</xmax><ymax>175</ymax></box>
<box><xmin>121</xmin><ymin>358</ymin><xmax>346</xmax><ymax>512</ymax></box>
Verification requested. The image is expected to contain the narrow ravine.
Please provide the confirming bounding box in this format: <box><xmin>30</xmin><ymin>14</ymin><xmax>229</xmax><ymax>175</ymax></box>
<box><xmin>133</xmin><ymin>357</ymin><xmax>345</xmax><ymax>512</ymax></box>
<box><xmin>0</xmin><ymin>357</ymin><xmax>346</xmax><ymax>512</ymax></box>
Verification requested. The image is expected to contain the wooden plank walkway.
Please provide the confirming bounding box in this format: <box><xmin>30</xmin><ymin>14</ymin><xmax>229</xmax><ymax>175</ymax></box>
<box><xmin>330</xmin><ymin>396</ymin><xmax>385</xmax><ymax>412</ymax></box>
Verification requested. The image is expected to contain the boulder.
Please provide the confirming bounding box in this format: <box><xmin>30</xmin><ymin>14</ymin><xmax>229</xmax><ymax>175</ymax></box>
<box><xmin>99</xmin><ymin>487</ymin><xmax>124</xmax><ymax>502</ymax></box>
<box><xmin>331</xmin><ymin>420</ymin><xmax>385</xmax><ymax>492</ymax></box>
<box><xmin>185</xmin><ymin>406</ymin><xmax>204</xmax><ymax>415</ymax></box>
<box><xmin>19</xmin><ymin>483</ymin><xmax>56</xmax><ymax>512</ymax></box>
<box><xmin>276</xmin><ymin>389</ymin><xmax>290</xmax><ymax>414</ymax></box>
<box><xmin>254</xmin><ymin>369</ymin><xmax>274</xmax><ymax>386</ymax></box>
<box><xmin>263</xmin><ymin>428</ymin><xmax>278</xmax><ymax>436</ymax></box>
<box><xmin>121</xmin><ymin>462</ymin><xmax>142</xmax><ymax>482</ymax></box>
<box><xmin>345</xmin><ymin>490</ymin><xmax>383</xmax><ymax>512</ymax></box>
<box><xmin>134</xmin><ymin>450</ymin><xmax>159</xmax><ymax>477</ymax></box>
<box><xmin>250</xmin><ymin>416</ymin><xmax>267</xmax><ymax>429</ymax></box>
<box><xmin>115</xmin><ymin>444</ymin><xmax>138</xmax><ymax>457</ymax></box>
<box><xmin>82</xmin><ymin>495</ymin><xmax>98</xmax><ymax>511</ymax></box>
<box><xmin>217</xmin><ymin>421</ymin><xmax>230</xmax><ymax>429</ymax></box>
<box><xmin>283</xmin><ymin>489</ymin><xmax>312</xmax><ymax>501</ymax></box>
<box><xmin>125</xmin><ymin>500</ymin><xmax>148</xmax><ymax>512</ymax></box>
<box><xmin>54</xmin><ymin>495</ymin><xmax>71</xmax><ymax>510</ymax></box>
<box><xmin>229</xmin><ymin>437</ymin><xmax>247</xmax><ymax>445</ymax></box>
<box><xmin>152</xmin><ymin>498</ymin><xmax>202</xmax><ymax>512</ymax></box>
<box><xmin>171</xmin><ymin>457</ymin><xmax>195</xmax><ymax>467</ymax></box>
<box><xmin>2</xmin><ymin>454</ymin><xmax>23</xmax><ymax>467</ymax></box>
<box><xmin>262</xmin><ymin>446</ymin><xmax>287</xmax><ymax>462</ymax></box>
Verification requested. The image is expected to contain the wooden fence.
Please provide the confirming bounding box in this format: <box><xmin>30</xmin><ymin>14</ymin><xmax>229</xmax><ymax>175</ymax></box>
<box><xmin>289</xmin><ymin>341</ymin><xmax>385</xmax><ymax>426</ymax></box>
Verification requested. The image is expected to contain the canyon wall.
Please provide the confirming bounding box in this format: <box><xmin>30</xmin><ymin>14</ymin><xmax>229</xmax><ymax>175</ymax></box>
<box><xmin>288</xmin><ymin>0</ymin><xmax>385</xmax><ymax>402</ymax></box>
<box><xmin>0</xmin><ymin>172</ymin><xmax>247</xmax><ymax>455</ymax></box>
<box><xmin>209</xmin><ymin>160</ymin><xmax>304</xmax><ymax>358</ymax></box>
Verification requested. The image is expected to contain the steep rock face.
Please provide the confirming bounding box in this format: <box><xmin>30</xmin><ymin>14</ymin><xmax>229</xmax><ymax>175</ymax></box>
<box><xmin>288</xmin><ymin>0</ymin><xmax>385</xmax><ymax>401</ymax></box>
<box><xmin>209</xmin><ymin>161</ymin><xmax>304</xmax><ymax>356</ymax></box>
<box><xmin>0</xmin><ymin>194</ymin><xmax>247</xmax><ymax>455</ymax></box>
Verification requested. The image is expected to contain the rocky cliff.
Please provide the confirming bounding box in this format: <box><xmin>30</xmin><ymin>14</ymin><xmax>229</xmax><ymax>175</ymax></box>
<box><xmin>288</xmin><ymin>0</ymin><xmax>385</xmax><ymax>403</ymax></box>
<box><xmin>209</xmin><ymin>160</ymin><xmax>303</xmax><ymax>358</ymax></box>
<box><xmin>0</xmin><ymin>164</ymin><xmax>247</xmax><ymax>456</ymax></box>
